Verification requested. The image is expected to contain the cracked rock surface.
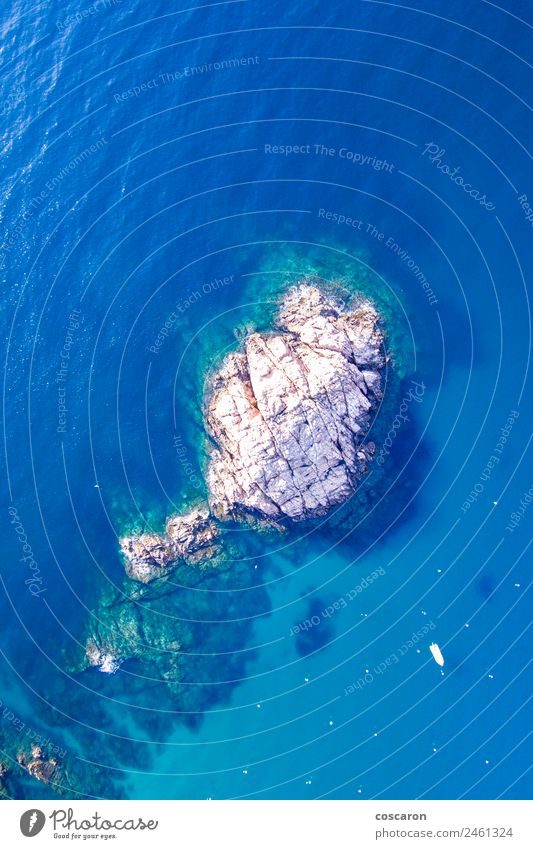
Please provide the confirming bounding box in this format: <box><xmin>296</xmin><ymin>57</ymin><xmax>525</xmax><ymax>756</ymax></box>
<box><xmin>119</xmin><ymin>507</ymin><xmax>221</xmax><ymax>584</ymax></box>
<box><xmin>206</xmin><ymin>283</ymin><xmax>385</xmax><ymax>522</ymax></box>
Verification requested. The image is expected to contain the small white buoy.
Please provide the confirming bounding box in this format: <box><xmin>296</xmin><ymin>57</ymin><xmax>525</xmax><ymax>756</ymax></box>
<box><xmin>429</xmin><ymin>643</ymin><xmax>445</xmax><ymax>667</ymax></box>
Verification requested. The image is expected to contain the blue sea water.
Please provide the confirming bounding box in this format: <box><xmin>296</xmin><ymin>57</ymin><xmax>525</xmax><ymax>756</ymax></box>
<box><xmin>0</xmin><ymin>0</ymin><xmax>531</xmax><ymax>800</ymax></box>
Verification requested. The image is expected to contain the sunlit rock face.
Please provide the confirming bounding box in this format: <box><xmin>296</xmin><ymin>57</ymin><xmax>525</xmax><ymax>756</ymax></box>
<box><xmin>206</xmin><ymin>283</ymin><xmax>385</xmax><ymax>522</ymax></box>
<box><xmin>119</xmin><ymin>507</ymin><xmax>221</xmax><ymax>584</ymax></box>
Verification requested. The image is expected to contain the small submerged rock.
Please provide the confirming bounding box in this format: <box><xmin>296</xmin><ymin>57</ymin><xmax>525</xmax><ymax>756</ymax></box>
<box><xmin>17</xmin><ymin>745</ymin><xmax>59</xmax><ymax>786</ymax></box>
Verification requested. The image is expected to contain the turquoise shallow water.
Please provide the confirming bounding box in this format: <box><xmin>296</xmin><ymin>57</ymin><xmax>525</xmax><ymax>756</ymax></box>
<box><xmin>0</xmin><ymin>0</ymin><xmax>531</xmax><ymax>800</ymax></box>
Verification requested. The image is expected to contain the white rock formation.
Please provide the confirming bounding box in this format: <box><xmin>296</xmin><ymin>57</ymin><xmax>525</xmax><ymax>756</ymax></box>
<box><xmin>119</xmin><ymin>506</ymin><xmax>220</xmax><ymax>583</ymax></box>
<box><xmin>206</xmin><ymin>284</ymin><xmax>385</xmax><ymax>522</ymax></box>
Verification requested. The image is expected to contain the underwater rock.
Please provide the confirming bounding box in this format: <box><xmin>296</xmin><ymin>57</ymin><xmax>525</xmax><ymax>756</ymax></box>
<box><xmin>0</xmin><ymin>761</ymin><xmax>9</xmax><ymax>799</ymax></box>
<box><xmin>0</xmin><ymin>705</ymin><xmax>119</xmax><ymax>799</ymax></box>
<box><xmin>81</xmin><ymin>559</ymin><xmax>269</xmax><ymax>712</ymax></box>
<box><xmin>17</xmin><ymin>745</ymin><xmax>59</xmax><ymax>786</ymax></box>
<box><xmin>84</xmin><ymin>594</ymin><xmax>185</xmax><ymax>688</ymax></box>
<box><xmin>206</xmin><ymin>283</ymin><xmax>385</xmax><ymax>522</ymax></box>
<box><xmin>0</xmin><ymin>763</ymin><xmax>9</xmax><ymax>800</ymax></box>
<box><xmin>120</xmin><ymin>505</ymin><xmax>221</xmax><ymax>583</ymax></box>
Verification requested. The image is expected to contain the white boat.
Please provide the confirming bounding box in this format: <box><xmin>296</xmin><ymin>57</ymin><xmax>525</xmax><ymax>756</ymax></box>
<box><xmin>429</xmin><ymin>642</ymin><xmax>445</xmax><ymax>666</ymax></box>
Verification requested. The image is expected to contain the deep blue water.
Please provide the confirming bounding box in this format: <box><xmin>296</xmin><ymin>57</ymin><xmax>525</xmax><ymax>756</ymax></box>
<box><xmin>0</xmin><ymin>0</ymin><xmax>531</xmax><ymax>800</ymax></box>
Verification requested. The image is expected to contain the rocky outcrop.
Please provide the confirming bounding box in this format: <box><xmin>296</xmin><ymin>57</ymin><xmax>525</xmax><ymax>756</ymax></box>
<box><xmin>166</xmin><ymin>509</ymin><xmax>221</xmax><ymax>563</ymax></box>
<box><xmin>117</xmin><ymin>283</ymin><xmax>385</xmax><ymax>589</ymax></box>
<box><xmin>119</xmin><ymin>506</ymin><xmax>221</xmax><ymax>583</ymax></box>
<box><xmin>17</xmin><ymin>745</ymin><xmax>59</xmax><ymax>786</ymax></box>
<box><xmin>0</xmin><ymin>761</ymin><xmax>9</xmax><ymax>799</ymax></box>
<box><xmin>206</xmin><ymin>284</ymin><xmax>384</xmax><ymax>522</ymax></box>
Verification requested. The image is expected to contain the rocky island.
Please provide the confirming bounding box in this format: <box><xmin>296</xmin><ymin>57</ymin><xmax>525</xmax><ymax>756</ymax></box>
<box><xmin>206</xmin><ymin>282</ymin><xmax>385</xmax><ymax>522</ymax></box>
<box><xmin>114</xmin><ymin>283</ymin><xmax>385</xmax><ymax>592</ymax></box>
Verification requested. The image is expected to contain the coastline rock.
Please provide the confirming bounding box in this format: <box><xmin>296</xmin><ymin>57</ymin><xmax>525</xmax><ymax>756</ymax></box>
<box><xmin>206</xmin><ymin>284</ymin><xmax>385</xmax><ymax>522</ymax></box>
<box><xmin>120</xmin><ymin>505</ymin><xmax>220</xmax><ymax>583</ymax></box>
<box><xmin>0</xmin><ymin>706</ymin><xmax>117</xmax><ymax>799</ymax></box>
